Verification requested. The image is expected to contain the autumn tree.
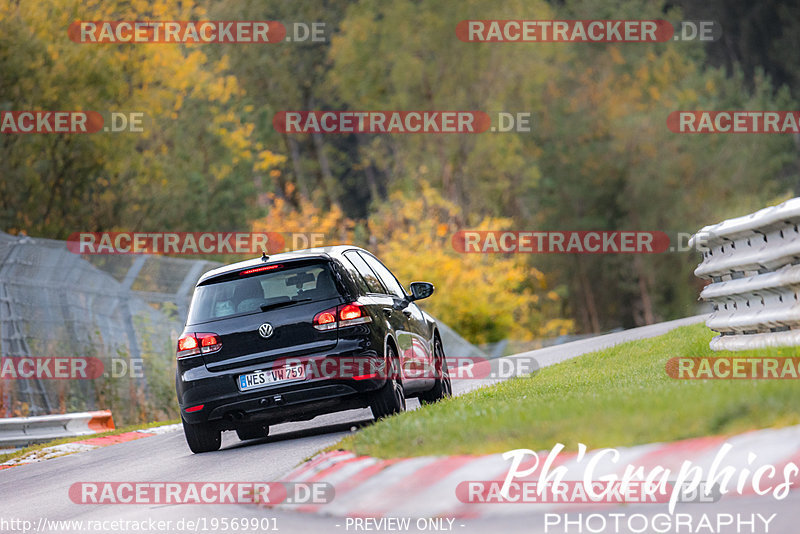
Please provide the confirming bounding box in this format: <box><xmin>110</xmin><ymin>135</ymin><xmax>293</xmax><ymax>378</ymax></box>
<box><xmin>0</xmin><ymin>0</ymin><xmax>280</xmax><ymax>236</ymax></box>
<box><xmin>368</xmin><ymin>183</ymin><xmax>572</xmax><ymax>343</ymax></box>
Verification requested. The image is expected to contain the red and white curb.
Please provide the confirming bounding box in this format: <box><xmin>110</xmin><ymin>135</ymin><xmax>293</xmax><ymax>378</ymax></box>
<box><xmin>0</xmin><ymin>423</ymin><xmax>180</xmax><ymax>470</ymax></box>
<box><xmin>267</xmin><ymin>424</ymin><xmax>800</xmax><ymax>518</ymax></box>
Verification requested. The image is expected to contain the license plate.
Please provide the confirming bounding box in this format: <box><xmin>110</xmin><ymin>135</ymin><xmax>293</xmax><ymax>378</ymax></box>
<box><xmin>238</xmin><ymin>365</ymin><xmax>306</xmax><ymax>392</ymax></box>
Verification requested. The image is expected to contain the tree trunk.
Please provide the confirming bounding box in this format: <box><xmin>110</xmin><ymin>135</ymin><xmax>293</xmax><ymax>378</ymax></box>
<box><xmin>576</xmin><ymin>257</ymin><xmax>601</xmax><ymax>333</ymax></box>
<box><xmin>311</xmin><ymin>130</ymin><xmax>339</xmax><ymax>207</ymax></box>
<box><xmin>633</xmin><ymin>254</ymin><xmax>656</xmax><ymax>325</ymax></box>
<box><xmin>284</xmin><ymin>134</ymin><xmax>310</xmax><ymax>199</ymax></box>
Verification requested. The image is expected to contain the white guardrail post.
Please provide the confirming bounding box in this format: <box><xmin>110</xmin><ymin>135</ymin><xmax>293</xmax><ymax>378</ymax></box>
<box><xmin>0</xmin><ymin>410</ymin><xmax>114</xmax><ymax>448</ymax></box>
<box><xmin>690</xmin><ymin>198</ymin><xmax>800</xmax><ymax>351</ymax></box>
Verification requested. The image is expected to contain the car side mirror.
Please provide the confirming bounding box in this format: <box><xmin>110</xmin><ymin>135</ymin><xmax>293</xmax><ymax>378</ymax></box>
<box><xmin>409</xmin><ymin>281</ymin><xmax>434</xmax><ymax>301</ymax></box>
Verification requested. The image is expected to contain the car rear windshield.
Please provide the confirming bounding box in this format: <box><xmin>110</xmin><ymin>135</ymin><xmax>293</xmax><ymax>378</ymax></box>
<box><xmin>187</xmin><ymin>262</ymin><xmax>340</xmax><ymax>324</ymax></box>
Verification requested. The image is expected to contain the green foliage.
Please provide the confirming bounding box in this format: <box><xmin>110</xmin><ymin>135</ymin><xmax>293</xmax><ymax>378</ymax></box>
<box><xmin>328</xmin><ymin>0</ymin><xmax>557</xmax><ymax>217</ymax></box>
<box><xmin>0</xmin><ymin>0</ymin><xmax>265</xmax><ymax>236</ymax></box>
<box><xmin>368</xmin><ymin>183</ymin><xmax>572</xmax><ymax>343</ymax></box>
<box><xmin>1</xmin><ymin>0</ymin><xmax>799</xmax><ymax>340</ymax></box>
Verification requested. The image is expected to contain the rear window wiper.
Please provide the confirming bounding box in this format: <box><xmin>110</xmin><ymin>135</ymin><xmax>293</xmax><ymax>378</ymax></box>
<box><xmin>260</xmin><ymin>298</ymin><xmax>312</xmax><ymax>312</ymax></box>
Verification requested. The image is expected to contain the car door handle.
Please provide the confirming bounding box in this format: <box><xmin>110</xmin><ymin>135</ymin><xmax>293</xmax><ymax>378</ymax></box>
<box><xmin>383</xmin><ymin>307</ymin><xmax>393</xmax><ymax>317</ymax></box>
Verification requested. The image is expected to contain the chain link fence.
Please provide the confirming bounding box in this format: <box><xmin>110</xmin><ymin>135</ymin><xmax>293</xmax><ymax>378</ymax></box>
<box><xmin>0</xmin><ymin>232</ymin><xmax>219</xmax><ymax>424</ymax></box>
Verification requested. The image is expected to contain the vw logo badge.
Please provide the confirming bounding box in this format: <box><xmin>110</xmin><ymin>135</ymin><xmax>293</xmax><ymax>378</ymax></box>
<box><xmin>258</xmin><ymin>323</ymin><xmax>274</xmax><ymax>339</ymax></box>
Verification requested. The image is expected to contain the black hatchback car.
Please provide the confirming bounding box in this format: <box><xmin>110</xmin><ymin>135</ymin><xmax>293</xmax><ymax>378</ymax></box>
<box><xmin>176</xmin><ymin>245</ymin><xmax>452</xmax><ymax>453</ymax></box>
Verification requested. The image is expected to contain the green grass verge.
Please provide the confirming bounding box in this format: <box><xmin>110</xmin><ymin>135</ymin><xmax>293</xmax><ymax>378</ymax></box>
<box><xmin>0</xmin><ymin>419</ymin><xmax>178</xmax><ymax>464</ymax></box>
<box><xmin>334</xmin><ymin>324</ymin><xmax>800</xmax><ymax>458</ymax></box>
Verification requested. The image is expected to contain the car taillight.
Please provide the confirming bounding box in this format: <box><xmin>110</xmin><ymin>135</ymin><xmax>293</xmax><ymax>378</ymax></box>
<box><xmin>313</xmin><ymin>307</ymin><xmax>338</xmax><ymax>331</ymax></box>
<box><xmin>240</xmin><ymin>264</ymin><xmax>283</xmax><ymax>276</ymax></box>
<box><xmin>339</xmin><ymin>304</ymin><xmax>362</xmax><ymax>321</ymax></box>
<box><xmin>198</xmin><ymin>333</ymin><xmax>222</xmax><ymax>354</ymax></box>
<box><xmin>177</xmin><ymin>332</ymin><xmax>221</xmax><ymax>358</ymax></box>
<box><xmin>177</xmin><ymin>333</ymin><xmax>199</xmax><ymax>358</ymax></box>
<box><xmin>313</xmin><ymin>303</ymin><xmax>371</xmax><ymax>331</ymax></box>
<box><xmin>339</xmin><ymin>303</ymin><xmax>371</xmax><ymax>326</ymax></box>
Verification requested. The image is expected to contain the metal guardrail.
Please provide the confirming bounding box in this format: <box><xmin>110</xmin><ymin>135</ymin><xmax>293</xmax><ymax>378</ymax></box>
<box><xmin>689</xmin><ymin>198</ymin><xmax>800</xmax><ymax>351</ymax></box>
<box><xmin>0</xmin><ymin>410</ymin><xmax>114</xmax><ymax>448</ymax></box>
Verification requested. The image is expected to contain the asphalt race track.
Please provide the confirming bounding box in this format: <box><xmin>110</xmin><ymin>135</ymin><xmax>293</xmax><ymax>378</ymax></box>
<box><xmin>9</xmin><ymin>315</ymin><xmax>789</xmax><ymax>534</ymax></box>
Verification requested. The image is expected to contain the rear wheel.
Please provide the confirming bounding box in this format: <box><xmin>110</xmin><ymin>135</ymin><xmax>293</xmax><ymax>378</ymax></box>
<box><xmin>419</xmin><ymin>337</ymin><xmax>452</xmax><ymax>404</ymax></box>
<box><xmin>236</xmin><ymin>423</ymin><xmax>270</xmax><ymax>441</ymax></box>
<box><xmin>181</xmin><ymin>416</ymin><xmax>221</xmax><ymax>454</ymax></box>
<box><xmin>370</xmin><ymin>347</ymin><xmax>405</xmax><ymax>420</ymax></box>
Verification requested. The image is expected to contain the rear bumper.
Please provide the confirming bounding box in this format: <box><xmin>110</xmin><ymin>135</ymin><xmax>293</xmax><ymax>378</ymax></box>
<box><xmin>177</xmin><ymin>339</ymin><xmax>386</xmax><ymax>427</ymax></box>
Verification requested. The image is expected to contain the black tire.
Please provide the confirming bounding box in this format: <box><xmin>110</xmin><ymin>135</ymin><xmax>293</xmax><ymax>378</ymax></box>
<box><xmin>181</xmin><ymin>415</ymin><xmax>221</xmax><ymax>453</ymax></box>
<box><xmin>419</xmin><ymin>337</ymin><xmax>452</xmax><ymax>405</ymax></box>
<box><xmin>370</xmin><ymin>347</ymin><xmax>406</xmax><ymax>420</ymax></box>
<box><xmin>236</xmin><ymin>423</ymin><xmax>270</xmax><ymax>441</ymax></box>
